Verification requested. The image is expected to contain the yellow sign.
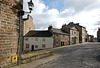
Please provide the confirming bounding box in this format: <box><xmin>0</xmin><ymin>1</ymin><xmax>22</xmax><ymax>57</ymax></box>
<box><xmin>12</xmin><ymin>55</ymin><xmax>17</xmax><ymax>62</ymax></box>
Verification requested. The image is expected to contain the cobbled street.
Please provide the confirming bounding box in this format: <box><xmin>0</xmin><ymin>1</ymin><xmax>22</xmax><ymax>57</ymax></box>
<box><xmin>39</xmin><ymin>42</ymin><xmax>100</xmax><ymax>68</ymax></box>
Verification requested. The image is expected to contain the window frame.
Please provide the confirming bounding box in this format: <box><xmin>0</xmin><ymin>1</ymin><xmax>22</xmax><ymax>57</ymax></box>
<box><xmin>42</xmin><ymin>44</ymin><xmax>46</xmax><ymax>48</ymax></box>
<box><xmin>56</xmin><ymin>42</ymin><xmax>59</xmax><ymax>45</ymax></box>
<box><xmin>26</xmin><ymin>44</ymin><xmax>29</xmax><ymax>48</ymax></box>
<box><xmin>56</xmin><ymin>35</ymin><xmax>59</xmax><ymax>38</ymax></box>
<box><xmin>35</xmin><ymin>45</ymin><xmax>38</xmax><ymax>48</ymax></box>
<box><xmin>35</xmin><ymin>38</ymin><xmax>38</xmax><ymax>41</ymax></box>
<box><xmin>42</xmin><ymin>38</ymin><xmax>45</xmax><ymax>41</ymax></box>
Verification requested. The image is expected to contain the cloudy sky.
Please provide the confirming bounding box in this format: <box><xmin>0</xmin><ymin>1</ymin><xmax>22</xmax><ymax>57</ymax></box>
<box><xmin>23</xmin><ymin>0</ymin><xmax>100</xmax><ymax>37</ymax></box>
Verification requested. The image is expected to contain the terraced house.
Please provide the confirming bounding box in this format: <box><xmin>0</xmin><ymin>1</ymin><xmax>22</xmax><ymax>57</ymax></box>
<box><xmin>0</xmin><ymin>0</ymin><xmax>23</xmax><ymax>67</ymax></box>
<box><xmin>61</xmin><ymin>24</ymin><xmax>79</xmax><ymax>45</ymax></box>
<box><xmin>24</xmin><ymin>30</ymin><xmax>53</xmax><ymax>51</ymax></box>
<box><xmin>66</xmin><ymin>22</ymin><xmax>88</xmax><ymax>43</ymax></box>
<box><xmin>48</xmin><ymin>26</ymin><xmax>69</xmax><ymax>48</ymax></box>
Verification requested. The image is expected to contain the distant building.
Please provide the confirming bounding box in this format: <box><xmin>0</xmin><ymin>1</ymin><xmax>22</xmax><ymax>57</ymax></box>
<box><xmin>23</xmin><ymin>15</ymin><xmax>35</xmax><ymax>35</ymax></box>
<box><xmin>48</xmin><ymin>26</ymin><xmax>69</xmax><ymax>48</ymax></box>
<box><xmin>88</xmin><ymin>35</ymin><xmax>94</xmax><ymax>42</ymax></box>
<box><xmin>24</xmin><ymin>30</ymin><xmax>53</xmax><ymax>51</ymax></box>
<box><xmin>97</xmin><ymin>28</ymin><xmax>100</xmax><ymax>42</ymax></box>
<box><xmin>61</xmin><ymin>24</ymin><xmax>79</xmax><ymax>45</ymax></box>
<box><xmin>75</xmin><ymin>23</ymin><xmax>88</xmax><ymax>43</ymax></box>
<box><xmin>66</xmin><ymin>22</ymin><xmax>88</xmax><ymax>43</ymax></box>
<box><xmin>94</xmin><ymin>38</ymin><xmax>97</xmax><ymax>42</ymax></box>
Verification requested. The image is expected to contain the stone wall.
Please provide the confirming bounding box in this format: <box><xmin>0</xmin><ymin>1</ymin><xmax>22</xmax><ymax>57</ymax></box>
<box><xmin>53</xmin><ymin>34</ymin><xmax>60</xmax><ymax>47</ymax></box>
<box><xmin>0</xmin><ymin>0</ymin><xmax>23</xmax><ymax>67</ymax></box>
<box><xmin>70</xmin><ymin>27</ymin><xmax>79</xmax><ymax>44</ymax></box>
<box><xmin>53</xmin><ymin>34</ymin><xmax>69</xmax><ymax>48</ymax></box>
<box><xmin>21</xmin><ymin>51</ymin><xmax>54</xmax><ymax>64</ymax></box>
<box><xmin>61</xmin><ymin>25</ymin><xmax>79</xmax><ymax>45</ymax></box>
<box><xmin>24</xmin><ymin>15</ymin><xmax>35</xmax><ymax>35</ymax></box>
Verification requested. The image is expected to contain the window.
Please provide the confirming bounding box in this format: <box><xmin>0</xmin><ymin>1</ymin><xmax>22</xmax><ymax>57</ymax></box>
<box><xmin>42</xmin><ymin>44</ymin><xmax>46</xmax><ymax>48</ymax></box>
<box><xmin>56</xmin><ymin>42</ymin><xmax>59</xmax><ymax>45</ymax></box>
<box><xmin>25</xmin><ymin>38</ymin><xmax>28</xmax><ymax>41</ymax></box>
<box><xmin>26</xmin><ymin>44</ymin><xmax>29</xmax><ymax>48</ymax></box>
<box><xmin>35</xmin><ymin>38</ymin><xmax>38</xmax><ymax>41</ymax></box>
<box><xmin>56</xmin><ymin>35</ymin><xmax>59</xmax><ymax>38</ymax></box>
<box><xmin>72</xmin><ymin>31</ymin><xmax>73</xmax><ymax>35</ymax></box>
<box><xmin>42</xmin><ymin>38</ymin><xmax>45</xmax><ymax>41</ymax></box>
<box><xmin>74</xmin><ymin>32</ymin><xmax>76</xmax><ymax>35</ymax></box>
<box><xmin>35</xmin><ymin>45</ymin><xmax>38</xmax><ymax>48</ymax></box>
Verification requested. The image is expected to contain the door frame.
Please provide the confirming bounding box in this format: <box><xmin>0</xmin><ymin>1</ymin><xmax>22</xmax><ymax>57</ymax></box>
<box><xmin>31</xmin><ymin>45</ymin><xmax>34</xmax><ymax>51</ymax></box>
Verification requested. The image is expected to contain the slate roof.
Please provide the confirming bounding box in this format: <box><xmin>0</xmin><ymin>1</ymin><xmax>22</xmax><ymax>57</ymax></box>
<box><xmin>24</xmin><ymin>30</ymin><xmax>53</xmax><ymax>37</ymax></box>
<box><xmin>51</xmin><ymin>28</ymin><xmax>69</xmax><ymax>35</ymax></box>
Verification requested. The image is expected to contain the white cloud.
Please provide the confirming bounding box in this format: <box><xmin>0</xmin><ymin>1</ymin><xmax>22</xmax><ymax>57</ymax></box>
<box><xmin>23</xmin><ymin>0</ymin><xmax>100</xmax><ymax>37</ymax></box>
<box><xmin>45</xmin><ymin>9</ymin><xmax>59</xmax><ymax>15</ymax></box>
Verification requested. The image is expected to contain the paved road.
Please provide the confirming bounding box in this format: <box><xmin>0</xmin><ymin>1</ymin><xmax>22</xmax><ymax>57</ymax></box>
<box><xmin>39</xmin><ymin>42</ymin><xmax>100</xmax><ymax>68</ymax></box>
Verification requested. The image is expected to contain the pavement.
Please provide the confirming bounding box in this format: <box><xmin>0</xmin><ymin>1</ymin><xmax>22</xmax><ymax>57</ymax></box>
<box><xmin>11</xmin><ymin>54</ymin><xmax>60</xmax><ymax>68</ymax></box>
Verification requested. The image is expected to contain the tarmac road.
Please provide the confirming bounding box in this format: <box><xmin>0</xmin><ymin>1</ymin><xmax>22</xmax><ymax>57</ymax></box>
<box><xmin>41</xmin><ymin>42</ymin><xmax>100</xmax><ymax>68</ymax></box>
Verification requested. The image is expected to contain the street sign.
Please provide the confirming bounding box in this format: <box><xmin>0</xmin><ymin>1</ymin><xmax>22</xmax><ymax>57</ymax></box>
<box><xmin>12</xmin><ymin>55</ymin><xmax>17</xmax><ymax>62</ymax></box>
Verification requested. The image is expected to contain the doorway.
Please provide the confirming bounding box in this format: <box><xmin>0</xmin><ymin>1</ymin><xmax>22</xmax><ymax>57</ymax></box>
<box><xmin>61</xmin><ymin>42</ymin><xmax>64</xmax><ymax>46</ymax></box>
<box><xmin>32</xmin><ymin>45</ymin><xmax>34</xmax><ymax>51</ymax></box>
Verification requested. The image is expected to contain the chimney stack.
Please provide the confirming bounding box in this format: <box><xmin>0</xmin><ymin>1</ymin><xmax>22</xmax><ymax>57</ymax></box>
<box><xmin>48</xmin><ymin>25</ymin><xmax>52</xmax><ymax>30</ymax></box>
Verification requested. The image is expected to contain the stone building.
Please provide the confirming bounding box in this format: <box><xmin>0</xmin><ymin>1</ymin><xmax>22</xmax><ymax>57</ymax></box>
<box><xmin>24</xmin><ymin>30</ymin><xmax>53</xmax><ymax>51</ymax></box>
<box><xmin>61</xmin><ymin>24</ymin><xmax>79</xmax><ymax>45</ymax></box>
<box><xmin>97</xmin><ymin>28</ymin><xmax>100</xmax><ymax>42</ymax></box>
<box><xmin>0</xmin><ymin>0</ymin><xmax>23</xmax><ymax>67</ymax></box>
<box><xmin>88</xmin><ymin>35</ymin><xmax>94</xmax><ymax>42</ymax></box>
<box><xmin>48</xmin><ymin>26</ymin><xmax>69</xmax><ymax>48</ymax></box>
<box><xmin>67</xmin><ymin>22</ymin><xmax>88</xmax><ymax>43</ymax></box>
<box><xmin>23</xmin><ymin>15</ymin><xmax>35</xmax><ymax>35</ymax></box>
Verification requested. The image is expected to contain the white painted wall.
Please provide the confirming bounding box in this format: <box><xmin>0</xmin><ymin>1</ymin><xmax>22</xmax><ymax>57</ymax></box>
<box><xmin>24</xmin><ymin>37</ymin><xmax>53</xmax><ymax>50</ymax></box>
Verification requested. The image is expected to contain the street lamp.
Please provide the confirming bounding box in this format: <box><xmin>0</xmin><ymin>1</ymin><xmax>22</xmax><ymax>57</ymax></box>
<box><xmin>17</xmin><ymin>0</ymin><xmax>34</xmax><ymax>65</ymax></box>
<box><xmin>28</xmin><ymin>0</ymin><xmax>34</xmax><ymax>12</ymax></box>
<box><xmin>18</xmin><ymin>0</ymin><xmax>34</xmax><ymax>16</ymax></box>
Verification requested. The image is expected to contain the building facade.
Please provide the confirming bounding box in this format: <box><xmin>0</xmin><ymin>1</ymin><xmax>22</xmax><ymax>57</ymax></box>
<box><xmin>61</xmin><ymin>24</ymin><xmax>79</xmax><ymax>45</ymax></box>
<box><xmin>23</xmin><ymin>15</ymin><xmax>35</xmax><ymax>35</ymax></box>
<box><xmin>0</xmin><ymin>0</ymin><xmax>23</xmax><ymax>67</ymax></box>
<box><xmin>48</xmin><ymin>26</ymin><xmax>69</xmax><ymax>48</ymax></box>
<box><xmin>97</xmin><ymin>28</ymin><xmax>100</xmax><ymax>42</ymax></box>
<box><xmin>75</xmin><ymin>23</ymin><xmax>88</xmax><ymax>43</ymax></box>
<box><xmin>24</xmin><ymin>30</ymin><xmax>53</xmax><ymax>51</ymax></box>
<box><xmin>88</xmin><ymin>35</ymin><xmax>94</xmax><ymax>42</ymax></box>
<box><xmin>65</xmin><ymin>22</ymin><xmax>88</xmax><ymax>43</ymax></box>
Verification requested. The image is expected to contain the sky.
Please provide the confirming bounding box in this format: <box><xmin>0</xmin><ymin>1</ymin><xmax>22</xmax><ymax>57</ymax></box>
<box><xmin>23</xmin><ymin>0</ymin><xmax>100</xmax><ymax>37</ymax></box>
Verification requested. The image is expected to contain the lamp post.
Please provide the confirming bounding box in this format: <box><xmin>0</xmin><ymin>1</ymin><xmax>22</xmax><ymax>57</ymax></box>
<box><xmin>17</xmin><ymin>0</ymin><xmax>34</xmax><ymax>65</ymax></box>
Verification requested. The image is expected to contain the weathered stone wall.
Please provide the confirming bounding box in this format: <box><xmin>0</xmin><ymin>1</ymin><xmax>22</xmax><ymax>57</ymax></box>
<box><xmin>21</xmin><ymin>51</ymin><xmax>54</xmax><ymax>64</ymax></box>
<box><xmin>75</xmin><ymin>25</ymin><xmax>82</xmax><ymax>43</ymax></box>
<box><xmin>70</xmin><ymin>27</ymin><xmax>79</xmax><ymax>44</ymax></box>
<box><xmin>62</xmin><ymin>25</ymin><xmax>79</xmax><ymax>45</ymax></box>
<box><xmin>53</xmin><ymin>34</ymin><xmax>60</xmax><ymax>47</ymax></box>
<box><xmin>53</xmin><ymin>34</ymin><xmax>69</xmax><ymax>48</ymax></box>
<box><xmin>0</xmin><ymin>0</ymin><xmax>23</xmax><ymax>67</ymax></box>
<box><xmin>24</xmin><ymin>15</ymin><xmax>35</xmax><ymax>35</ymax></box>
<box><xmin>61</xmin><ymin>35</ymin><xmax>69</xmax><ymax>45</ymax></box>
